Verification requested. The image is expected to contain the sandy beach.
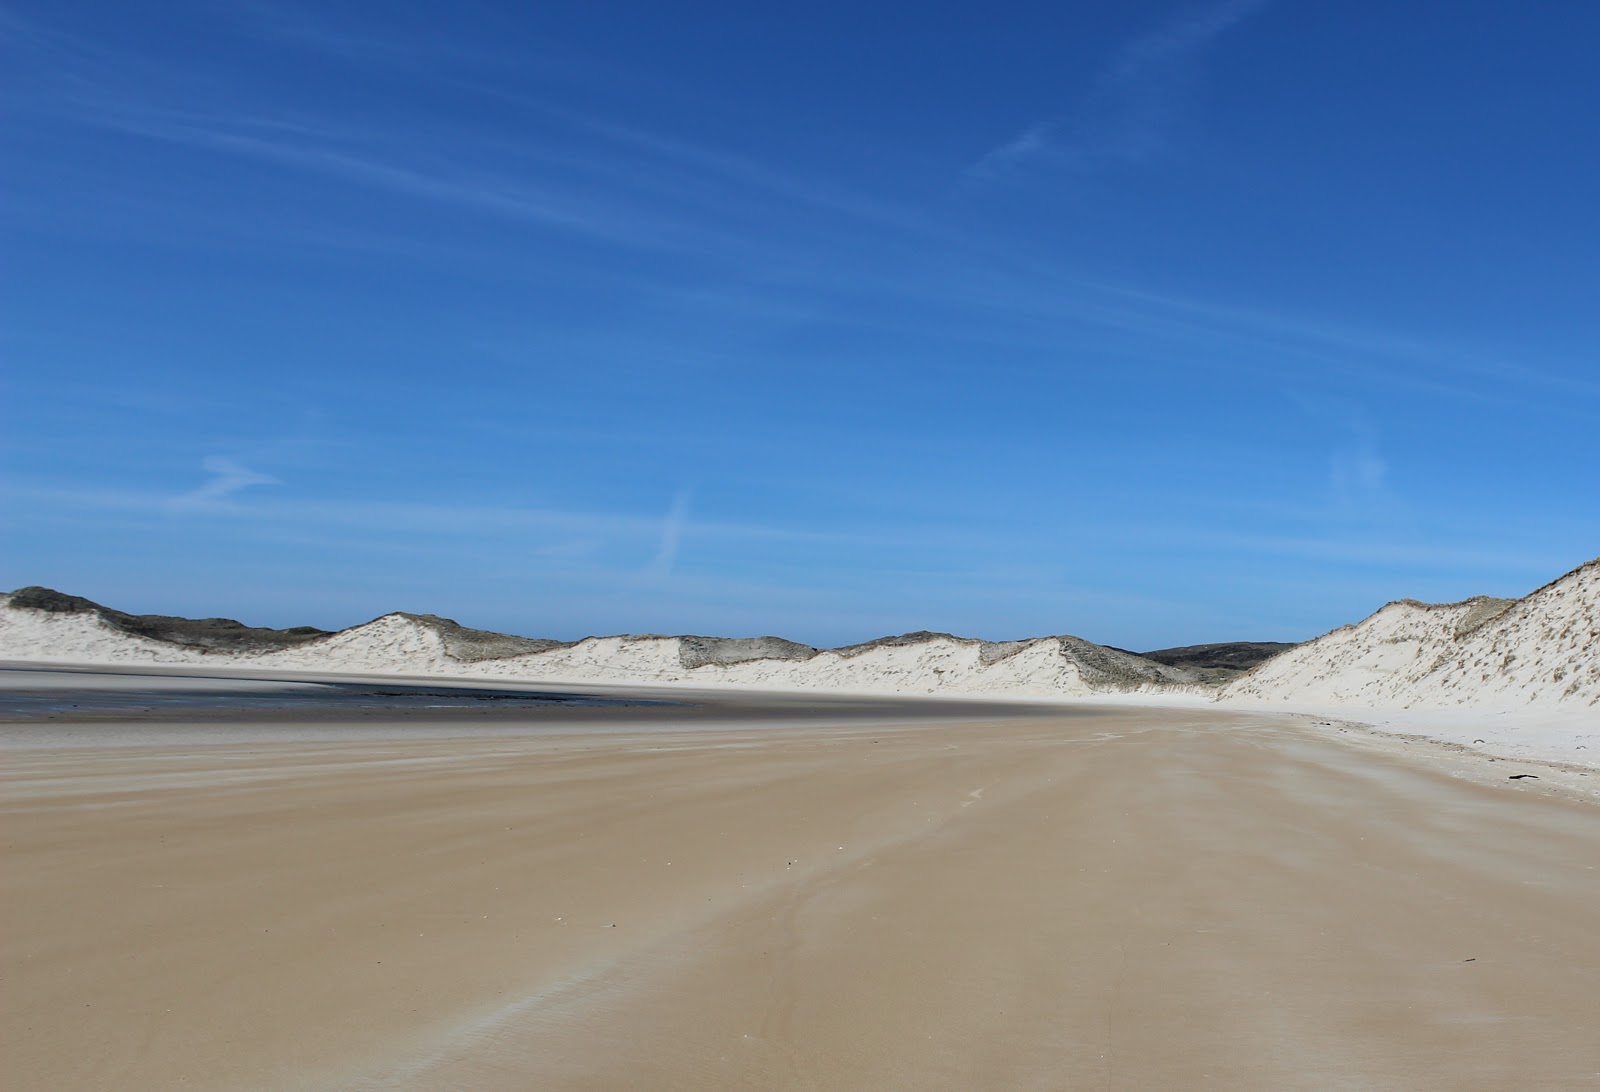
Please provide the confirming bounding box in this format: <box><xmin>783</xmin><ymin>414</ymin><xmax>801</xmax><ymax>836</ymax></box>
<box><xmin>9</xmin><ymin>1</ymin><xmax>1597</xmax><ymax>1085</ymax></box>
<box><xmin>4</xmin><ymin>674</ymin><xmax>1600</xmax><ymax>1090</ymax></box>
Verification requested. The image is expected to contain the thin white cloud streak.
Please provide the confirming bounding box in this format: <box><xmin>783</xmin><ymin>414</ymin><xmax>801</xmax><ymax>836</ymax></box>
<box><xmin>4</xmin><ymin>478</ymin><xmax>1097</xmax><ymax>602</ymax></box>
<box><xmin>226</xmin><ymin>0</ymin><xmax>435</xmax><ymax>63</ymax></box>
<box><xmin>963</xmin><ymin>122</ymin><xmax>1054</xmax><ymax>183</ymax></box>
<box><xmin>967</xmin><ymin>0</ymin><xmax>1270</xmax><ymax>182</ymax></box>
<box><xmin>19</xmin><ymin>38</ymin><xmax>936</xmax><ymax>266</ymax></box>
<box><xmin>24</xmin><ymin>0</ymin><xmax>922</xmax><ymax>245</ymax></box>
<box><xmin>226</xmin><ymin>0</ymin><xmax>631</xmax><ymax>92</ymax></box>
<box><xmin>17</xmin><ymin>11</ymin><xmax>1412</xmax><ymax>389</ymax></box>
<box><xmin>1276</xmin><ymin>393</ymin><xmax>1400</xmax><ymax>522</ymax></box>
<box><xmin>0</xmin><ymin>4</ymin><xmax>117</xmax><ymax>65</ymax></box>
<box><xmin>56</xmin><ymin>87</ymin><xmax>1580</xmax><ymax>414</ymax></box>
<box><xmin>806</xmin><ymin>251</ymin><xmax>1598</xmax><ymax>412</ymax></box>
<box><xmin>197</xmin><ymin>22</ymin><xmax>915</xmax><ymax>230</ymax></box>
<box><xmin>1091</xmin><ymin>281</ymin><xmax>1600</xmax><ymax>403</ymax></box>
<box><xmin>73</xmin><ymin>127</ymin><xmax>1591</xmax><ymax>418</ymax></box>
<box><xmin>67</xmin><ymin>103</ymin><xmax>851</xmax><ymax>265</ymax></box>
<box><xmin>648</xmin><ymin>489</ymin><xmax>693</xmax><ymax>577</ymax></box>
<box><xmin>498</xmin><ymin>98</ymin><xmax>915</xmax><ymax>228</ymax></box>
<box><xmin>1328</xmin><ymin>437</ymin><xmax>1391</xmax><ymax>518</ymax></box>
<box><xmin>91</xmin><ymin>111</ymin><xmax>613</xmax><ymax>236</ymax></box>
<box><xmin>1100</xmin><ymin>0</ymin><xmax>1269</xmax><ymax>92</ymax></box>
<box><xmin>15</xmin><ymin>6</ymin><xmax>1589</xmax><ymax>417</ymax></box>
<box><xmin>166</xmin><ymin>456</ymin><xmax>279</xmax><ymax>511</ymax></box>
<box><xmin>1179</xmin><ymin>532</ymin><xmax>1580</xmax><ymax>576</ymax></box>
<box><xmin>3</xmin><ymin>481</ymin><xmax>885</xmax><ymax>549</ymax></box>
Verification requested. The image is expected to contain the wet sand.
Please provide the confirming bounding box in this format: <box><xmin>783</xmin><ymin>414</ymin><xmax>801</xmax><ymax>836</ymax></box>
<box><xmin>4</xmin><ymin>682</ymin><xmax>1599</xmax><ymax>1089</ymax></box>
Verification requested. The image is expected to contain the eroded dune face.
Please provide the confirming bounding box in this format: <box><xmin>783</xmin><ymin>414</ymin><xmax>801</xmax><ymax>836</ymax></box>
<box><xmin>1223</xmin><ymin>558</ymin><xmax>1599</xmax><ymax>710</ymax></box>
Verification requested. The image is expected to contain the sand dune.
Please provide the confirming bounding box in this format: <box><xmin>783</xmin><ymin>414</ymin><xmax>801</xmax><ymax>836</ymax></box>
<box><xmin>2</xmin><ymin>556</ymin><xmax>1595</xmax><ymax>764</ymax></box>
<box><xmin>0</xmin><ymin>593</ymin><xmax>1198</xmax><ymax>697</ymax></box>
<box><xmin>1223</xmin><ymin>558</ymin><xmax>1598</xmax><ymax>710</ymax></box>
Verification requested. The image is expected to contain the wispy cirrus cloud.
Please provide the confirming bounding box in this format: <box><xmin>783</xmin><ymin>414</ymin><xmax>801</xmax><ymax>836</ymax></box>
<box><xmin>87</xmin><ymin>108</ymin><xmax>635</xmax><ymax>237</ymax></box>
<box><xmin>7</xmin><ymin>477</ymin><xmax>881</xmax><ymax>549</ymax></box>
<box><xmin>167</xmin><ymin>456</ymin><xmax>280</xmax><ymax>511</ymax></box>
<box><xmin>505</xmin><ymin>99</ymin><xmax>914</xmax><ymax>228</ymax></box>
<box><xmin>1086</xmin><ymin>280</ymin><xmax>1600</xmax><ymax>405</ymax></box>
<box><xmin>11</xmin><ymin>5</ymin><xmax>926</xmax><ymax>267</ymax></box>
<box><xmin>966</xmin><ymin>0</ymin><xmax>1271</xmax><ymax>183</ymax></box>
<box><xmin>52</xmin><ymin>98</ymin><xmax>895</xmax><ymax>268</ymax></box>
<box><xmin>648</xmin><ymin>489</ymin><xmax>693</xmax><ymax>578</ymax></box>
<box><xmin>225</xmin><ymin>0</ymin><xmax>432</xmax><ymax>63</ymax></box>
<box><xmin>1326</xmin><ymin>423</ymin><xmax>1395</xmax><ymax>521</ymax></box>
<box><xmin>963</xmin><ymin>122</ymin><xmax>1055</xmax><ymax>184</ymax></box>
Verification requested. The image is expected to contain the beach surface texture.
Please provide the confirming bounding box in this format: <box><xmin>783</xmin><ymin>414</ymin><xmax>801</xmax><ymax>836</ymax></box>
<box><xmin>2</xmin><ymin>558</ymin><xmax>1596</xmax><ymax>1088</ymax></box>
<box><xmin>3</xmin><ymin>673</ymin><xmax>1600</xmax><ymax>1089</ymax></box>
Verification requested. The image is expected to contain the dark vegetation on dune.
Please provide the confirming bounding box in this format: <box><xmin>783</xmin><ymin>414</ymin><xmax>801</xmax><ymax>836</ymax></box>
<box><xmin>393</xmin><ymin>613</ymin><xmax>569</xmax><ymax>662</ymax></box>
<box><xmin>7</xmin><ymin>587</ymin><xmax>566</xmax><ymax>660</ymax></box>
<box><xmin>1132</xmin><ymin>642</ymin><xmax>1300</xmax><ymax>684</ymax></box>
<box><xmin>9</xmin><ymin>586</ymin><xmax>333</xmax><ymax>653</ymax></box>
<box><xmin>676</xmin><ymin>635</ymin><xmax>817</xmax><ymax>670</ymax></box>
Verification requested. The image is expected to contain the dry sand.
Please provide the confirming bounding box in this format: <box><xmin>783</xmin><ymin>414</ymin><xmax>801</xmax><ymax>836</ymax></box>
<box><xmin>4</xmin><ymin>689</ymin><xmax>1600</xmax><ymax>1089</ymax></box>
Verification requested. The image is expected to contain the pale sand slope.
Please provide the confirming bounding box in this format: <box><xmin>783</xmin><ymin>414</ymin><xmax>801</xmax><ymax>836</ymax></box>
<box><xmin>1218</xmin><ymin>557</ymin><xmax>1599</xmax><ymax>767</ymax></box>
<box><xmin>1224</xmin><ymin>557</ymin><xmax>1598</xmax><ymax>712</ymax></box>
<box><xmin>5</xmin><ymin>706</ymin><xmax>1600</xmax><ymax>1089</ymax></box>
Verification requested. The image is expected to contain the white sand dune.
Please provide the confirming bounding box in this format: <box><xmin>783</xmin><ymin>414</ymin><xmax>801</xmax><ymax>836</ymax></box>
<box><xmin>1211</xmin><ymin>557</ymin><xmax>1599</xmax><ymax>767</ymax></box>
<box><xmin>2</xmin><ymin>556</ymin><xmax>1595</xmax><ymax>762</ymax></box>
<box><xmin>0</xmin><ymin>603</ymin><xmax>1195</xmax><ymax>698</ymax></box>
<box><xmin>1222</xmin><ymin>558</ymin><xmax>1598</xmax><ymax>710</ymax></box>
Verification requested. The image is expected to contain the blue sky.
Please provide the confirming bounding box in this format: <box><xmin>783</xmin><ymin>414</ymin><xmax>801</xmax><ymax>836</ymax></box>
<box><xmin>3</xmin><ymin>0</ymin><xmax>1596</xmax><ymax>649</ymax></box>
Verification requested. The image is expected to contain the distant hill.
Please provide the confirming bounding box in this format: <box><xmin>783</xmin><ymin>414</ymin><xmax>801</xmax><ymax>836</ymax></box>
<box><xmin>1132</xmin><ymin>641</ymin><xmax>1299</xmax><ymax>685</ymax></box>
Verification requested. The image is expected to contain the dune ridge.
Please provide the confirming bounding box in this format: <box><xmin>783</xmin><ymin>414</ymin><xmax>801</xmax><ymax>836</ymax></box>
<box><xmin>2</xmin><ymin>556</ymin><xmax>1594</xmax><ymax>711</ymax></box>
<box><xmin>0</xmin><ymin>595</ymin><xmax>1197</xmax><ymax>699</ymax></box>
